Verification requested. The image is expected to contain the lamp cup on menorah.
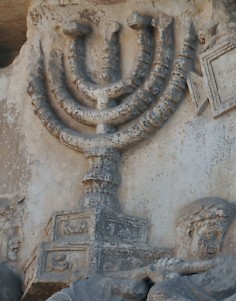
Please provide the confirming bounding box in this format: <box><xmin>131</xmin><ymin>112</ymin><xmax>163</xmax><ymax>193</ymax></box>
<box><xmin>23</xmin><ymin>11</ymin><xmax>196</xmax><ymax>301</ymax></box>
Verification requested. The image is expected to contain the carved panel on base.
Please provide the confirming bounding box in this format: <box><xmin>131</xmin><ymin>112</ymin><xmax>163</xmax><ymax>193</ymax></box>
<box><xmin>98</xmin><ymin>246</ymin><xmax>171</xmax><ymax>273</ymax></box>
<box><xmin>23</xmin><ymin>208</ymin><xmax>169</xmax><ymax>301</ymax></box>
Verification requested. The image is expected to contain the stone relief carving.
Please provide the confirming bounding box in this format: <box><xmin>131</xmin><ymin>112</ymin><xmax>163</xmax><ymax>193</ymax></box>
<box><xmin>27</xmin><ymin>10</ymin><xmax>195</xmax><ymax>212</ymax></box>
<box><xmin>47</xmin><ymin>275</ymin><xmax>150</xmax><ymax>301</ymax></box>
<box><xmin>23</xmin><ymin>4</ymin><xmax>195</xmax><ymax>299</ymax></box>
<box><xmin>187</xmin><ymin>71</ymin><xmax>208</xmax><ymax>115</ymax></box>
<box><xmin>200</xmin><ymin>36</ymin><xmax>236</xmax><ymax>117</ymax></box>
<box><xmin>22</xmin><ymin>209</ymin><xmax>170</xmax><ymax>300</ymax></box>
<box><xmin>46</xmin><ymin>198</ymin><xmax>236</xmax><ymax>301</ymax></box>
<box><xmin>0</xmin><ymin>195</ymin><xmax>25</xmax><ymax>263</ymax></box>
<box><xmin>1</xmin><ymin>1</ymin><xmax>236</xmax><ymax>301</ymax></box>
<box><xmin>188</xmin><ymin>0</ymin><xmax>236</xmax><ymax>117</ymax></box>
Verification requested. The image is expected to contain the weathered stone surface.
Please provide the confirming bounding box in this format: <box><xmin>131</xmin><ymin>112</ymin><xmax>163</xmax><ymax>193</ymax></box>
<box><xmin>46</xmin><ymin>198</ymin><xmax>236</xmax><ymax>301</ymax></box>
<box><xmin>200</xmin><ymin>36</ymin><xmax>236</xmax><ymax>117</ymax></box>
<box><xmin>47</xmin><ymin>275</ymin><xmax>150</xmax><ymax>301</ymax></box>
<box><xmin>23</xmin><ymin>208</ymin><xmax>170</xmax><ymax>300</ymax></box>
<box><xmin>187</xmin><ymin>0</ymin><xmax>236</xmax><ymax>118</ymax></box>
<box><xmin>0</xmin><ymin>195</ymin><xmax>25</xmax><ymax>263</ymax></box>
<box><xmin>22</xmin><ymin>2</ymin><xmax>196</xmax><ymax>297</ymax></box>
<box><xmin>2</xmin><ymin>1</ymin><xmax>236</xmax><ymax>300</ymax></box>
<box><xmin>187</xmin><ymin>71</ymin><xmax>208</xmax><ymax>115</ymax></box>
<box><xmin>145</xmin><ymin>198</ymin><xmax>236</xmax><ymax>300</ymax></box>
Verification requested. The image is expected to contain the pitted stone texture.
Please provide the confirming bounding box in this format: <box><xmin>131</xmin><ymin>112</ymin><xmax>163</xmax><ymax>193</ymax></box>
<box><xmin>0</xmin><ymin>195</ymin><xmax>25</xmax><ymax>263</ymax></box>
<box><xmin>46</xmin><ymin>210</ymin><xmax>148</xmax><ymax>246</ymax></box>
<box><xmin>3</xmin><ymin>1</ymin><xmax>236</xmax><ymax>294</ymax></box>
<box><xmin>200</xmin><ymin>36</ymin><xmax>236</xmax><ymax>117</ymax></box>
<box><xmin>45</xmin><ymin>198</ymin><xmax>236</xmax><ymax>301</ymax></box>
<box><xmin>23</xmin><ymin>6</ymin><xmax>195</xmax><ymax>299</ymax></box>
<box><xmin>188</xmin><ymin>0</ymin><xmax>236</xmax><ymax>118</ymax></box>
<box><xmin>23</xmin><ymin>208</ymin><xmax>170</xmax><ymax>301</ymax></box>
<box><xmin>147</xmin><ymin>256</ymin><xmax>236</xmax><ymax>301</ymax></box>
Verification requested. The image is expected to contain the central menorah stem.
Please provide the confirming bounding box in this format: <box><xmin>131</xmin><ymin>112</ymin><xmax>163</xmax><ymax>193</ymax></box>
<box><xmin>80</xmin><ymin>147</ymin><xmax>121</xmax><ymax>212</ymax></box>
<box><xmin>96</xmin><ymin>95</ymin><xmax>116</xmax><ymax>134</ymax></box>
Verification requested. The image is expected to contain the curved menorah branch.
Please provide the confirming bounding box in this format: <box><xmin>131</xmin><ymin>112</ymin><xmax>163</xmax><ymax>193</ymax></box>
<box><xmin>65</xmin><ymin>12</ymin><xmax>153</xmax><ymax>102</ymax></box>
<box><xmin>100</xmin><ymin>21</ymin><xmax>122</xmax><ymax>84</ymax></box>
<box><xmin>28</xmin><ymin>15</ymin><xmax>195</xmax><ymax>211</ymax></box>
<box><xmin>59</xmin><ymin>64</ymin><xmax>191</xmax><ymax>151</ymax></box>
<box><xmin>28</xmin><ymin>60</ymin><xmax>91</xmax><ymax>153</ymax></box>
<box><xmin>63</xmin><ymin>22</ymin><xmax>94</xmax><ymax>108</ymax></box>
<box><xmin>46</xmin><ymin>14</ymin><xmax>173</xmax><ymax>127</ymax></box>
<box><xmin>29</xmin><ymin>20</ymin><xmax>195</xmax><ymax>154</ymax></box>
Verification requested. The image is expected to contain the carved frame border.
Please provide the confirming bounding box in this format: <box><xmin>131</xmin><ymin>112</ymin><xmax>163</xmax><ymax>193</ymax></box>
<box><xmin>187</xmin><ymin>71</ymin><xmax>208</xmax><ymax>115</ymax></box>
<box><xmin>200</xmin><ymin>37</ymin><xmax>236</xmax><ymax>117</ymax></box>
<box><xmin>38</xmin><ymin>243</ymin><xmax>89</xmax><ymax>282</ymax></box>
<box><xmin>50</xmin><ymin>211</ymin><xmax>94</xmax><ymax>243</ymax></box>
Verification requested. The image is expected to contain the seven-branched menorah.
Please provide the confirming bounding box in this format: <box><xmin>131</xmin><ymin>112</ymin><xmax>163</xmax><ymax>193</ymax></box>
<box><xmin>28</xmin><ymin>12</ymin><xmax>195</xmax><ymax>213</ymax></box>
<box><xmin>23</xmin><ymin>12</ymin><xmax>196</xmax><ymax>299</ymax></box>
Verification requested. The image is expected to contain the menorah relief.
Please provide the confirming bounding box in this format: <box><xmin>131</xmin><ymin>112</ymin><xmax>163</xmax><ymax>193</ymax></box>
<box><xmin>28</xmin><ymin>11</ymin><xmax>194</xmax><ymax>211</ymax></box>
<box><xmin>23</xmin><ymin>10</ymin><xmax>195</xmax><ymax>301</ymax></box>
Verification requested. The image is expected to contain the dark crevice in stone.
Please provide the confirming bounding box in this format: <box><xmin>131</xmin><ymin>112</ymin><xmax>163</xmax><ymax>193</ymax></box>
<box><xmin>0</xmin><ymin>49</ymin><xmax>23</xmax><ymax>68</ymax></box>
<box><xmin>0</xmin><ymin>1</ymin><xmax>28</xmax><ymax>68</ymax></box>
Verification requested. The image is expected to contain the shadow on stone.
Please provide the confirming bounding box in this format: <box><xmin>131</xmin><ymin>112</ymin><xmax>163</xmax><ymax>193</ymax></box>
<box><xmin>0</xmin><ymin>263</ymin><xmax>22</xmax><ymax>301</ymax></box>
<box><xmin>0</xmin><ymin>49</ymin><xmax>21</xmax><ymax>68</ymax></box>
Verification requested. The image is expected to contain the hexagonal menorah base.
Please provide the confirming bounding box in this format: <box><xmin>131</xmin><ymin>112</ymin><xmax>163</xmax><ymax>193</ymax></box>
<box><xmin>22</xmin><ymin>209</ymin><xmax>171</xmax><ymax>301</ymax></box>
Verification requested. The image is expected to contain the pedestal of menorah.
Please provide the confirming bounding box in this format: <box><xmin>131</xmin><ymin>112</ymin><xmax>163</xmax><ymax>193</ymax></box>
<box><xmin>22</xmin><ymin>209</ymin><xmax>170</xmax><ymax>301</ymax></box>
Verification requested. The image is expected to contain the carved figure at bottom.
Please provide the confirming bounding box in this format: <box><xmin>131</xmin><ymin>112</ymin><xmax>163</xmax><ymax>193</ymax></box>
<box><xmin>46</xmin><ymin>275</ymin><xmax>150</xmax><ymax>301</ymax></box>
<box><xmin>47</xmin><ymin>198</ymin><xmax>236</xmax><ymax>301</ymax></box>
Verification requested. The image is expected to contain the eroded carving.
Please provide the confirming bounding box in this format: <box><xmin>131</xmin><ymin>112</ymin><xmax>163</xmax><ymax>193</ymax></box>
<box><xmin>188</xmin><ymin>0</ymin><xmax>236</xmax><ymax>117</ymax></box>
<box><xmin>22</xmin><ymin>206</ymin><xmax>167</xmax><ymax>301</ymax></box>
<box><xmin>47</xmin><ymin>275</ymin><xmax>149</xmax><ymax>301</ymax></box>
<box><xmin>50</xmin><ymin>212</ymin><xmax>92</xmax><ymax>242</ymax></box>
<box><xmin>145</xmin><ymin>198</ymin><xmax>236</xmax><ymax>301</ymax></box>
<box><xmin>46</xmin><ymin>198</ymin><xmax>236</xmax><ymax>301</ymax></box>
<box><xmin>187</xmin><ymin>71</ymin><xmax>208</xmax><ymax>115</ymax></box>
<box><xmin>24</xmin><ymin>8</ymin><xmax>196</xmax><ymax>299</ymax></box>
<box><xmin>200</xmin><ymin>37</ymin><xmax>236</xmax><ymax>117</ymax></box>
<box><xmin>0</xmin><ymin>195</ymin><xmax>25</xmax><ymax>263</ymax></box>
<box><xmin>28</xmin><ymin>12</ymin><xmax>195</xmax><ymax>212</ymax></box>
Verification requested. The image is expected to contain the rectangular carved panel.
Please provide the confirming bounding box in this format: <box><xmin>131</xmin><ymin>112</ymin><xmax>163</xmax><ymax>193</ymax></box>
<box><xmin>97</xmin><ymin>212</ymin><xmax>148</xmax><ymax>245</ymax></box>
<box><xmin>50</xmin><ymin>211</ymin><xmax>95</xmax><ymax>243</ymax></box>
<box><xmin>200</xmin><ymin>37</ymin><xmax>236</xmax><ymax>117</ymax></box>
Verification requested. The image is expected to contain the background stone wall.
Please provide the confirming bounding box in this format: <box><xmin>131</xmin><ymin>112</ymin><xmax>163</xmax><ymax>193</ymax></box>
<box><xmin>1</xmin><ymin>0</ymin><xmax>236</xmax><ymax>275</ymax></box>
